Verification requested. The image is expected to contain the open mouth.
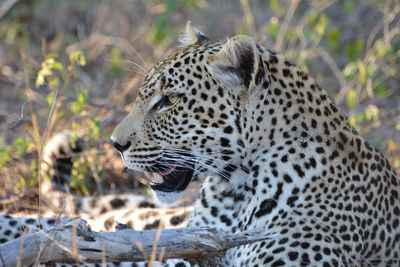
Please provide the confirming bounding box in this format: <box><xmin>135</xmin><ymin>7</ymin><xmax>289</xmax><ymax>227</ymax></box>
<box><xmin>144</xmin><ymin>152</ymin><xmax>194</xmax><ymax>193</ymax></box>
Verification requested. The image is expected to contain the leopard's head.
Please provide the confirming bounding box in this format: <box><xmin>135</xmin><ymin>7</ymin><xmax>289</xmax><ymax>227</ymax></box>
<box><xmin>111</xmin><ymin>22</ymin><xmax>269</xmax><ymax>202</ymax></box>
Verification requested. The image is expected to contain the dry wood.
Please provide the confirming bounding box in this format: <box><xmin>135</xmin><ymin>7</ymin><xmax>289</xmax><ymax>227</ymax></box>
<box><xmin>0</xmin><ymin>219</ymin><xmax>278</xmax><ymax>266</ymax></box>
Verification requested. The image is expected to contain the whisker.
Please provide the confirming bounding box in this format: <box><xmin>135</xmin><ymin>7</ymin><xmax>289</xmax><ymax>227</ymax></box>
<box><xmin>164</xmin><ymin>148</ymin><xmax>243</xmax><ymax>168</ymax></box>
<box><xmin>107</xmin><ymin>59</ymin><xmax>148</xmax><ymax>75</ymax></box>
<box><xmin>127</xmin><ymin>42</ymin><xmax>150</xmax><ymax>71</ymax></box>
<box><xmin>160</xmin><ymin>154</ymin><xmax>249</xmax><ymax>187</ymax></box>
<box><xmin>122</xmin><ymin>60</ymin><xmax>148</xmax><ymax>74</ymax></box>
<box><xmin>125</xmin><ymin>68</ymin><xmax>146</xmax><ymax>77</ymax></box>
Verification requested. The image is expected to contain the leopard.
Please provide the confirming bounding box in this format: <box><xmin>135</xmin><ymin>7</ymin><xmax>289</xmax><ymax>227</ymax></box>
<box><xmin>110</xmin><ymin>22</ymin><xmax>400</xmax><ymax>266</ymax></box>
<box><xmin>1</xmin><ymin>22</ymin><xmax>399</xmax><ymax>266</ymax></box>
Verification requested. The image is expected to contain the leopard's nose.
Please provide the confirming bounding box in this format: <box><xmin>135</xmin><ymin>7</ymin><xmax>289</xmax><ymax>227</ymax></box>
<box><xmin>112</xmin><ymin>140</ymin><xmax>131</xmax><ymax>153</ymax></box>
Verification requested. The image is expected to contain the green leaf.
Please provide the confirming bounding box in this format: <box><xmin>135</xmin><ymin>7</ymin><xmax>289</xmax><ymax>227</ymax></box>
<box><xmin>346</xmin><ymin>38</ymin><xmax>364</xmax><ymax>61</ymax></box>
<box><xmin>50</xmin><ymin>61</ymin><xmax>63</xmax><ymax>70</ymax></box>
<box><xmin>348</xmin><ymin>114</ymin><xmax>365</xmax><ymax>131</ymax></box>
<box><xmin>307</xmin><ymin>10</ymin><xmax>318</xmax><ymax>26</ymax></box>
<box><xmin>35</xmin><ymin>72</ymin><xmax>45</xmax><ymax>87</ymax></box>
<box><xmin>344</xmin><ymin>0</ymin><xmax>355</xmax><ymax>14</ymax></box>
<box><xmin>182</xmin><ymin>0</ymin><xmax>198</xmax><ymax>8</ymax></box>
<box><xmin>328</xmin><ymin>28</ymin><xmax>340</xmax><ymax>43</ymax></box>
<box><xmin>269</xmin><ymin>0</ymin><xmax>280</xmax><ymax>11</ymax></box>
<box><xmin>355</xmin><ymin>38</ymin><xmax>365</xmax><ymax>54</ymax></box>
<box><xmin>356</xmin><ymin>113</ymin><xmax>366</xmax><ymax>123</ymax></box>
<box><xmin>266</xmin><ymin>20</ymin><xmax>279</xmax><ymax>37</ymax></box>
<box><xmin>71</xmin><ymin>92</ymin><xmax>88</xmax><ymax>115</ymax></box>
<box><xmin>0</xmin><ymin>148</ymin><xmax>12</xmax><ymax>169</ymax></box>
<box><xmin>150</xmin><ymin>15</ymin><xmax>168</xmax><ymax>44</ymax></box>
<box><xmin>13</xmin><ymin>137</ymin><xmax>28</xmax><ymax>157</ymax></box>
<box><xmin>29</xmin><ymin>159</ymin><xmax>38</xmax><ymax>183</ymax></box>
<box><xmin>374</xmin><ymin>0</ymin><xmax>385</xmax><ymax>8</ymax></box>
<box><xmin>349</xmin><ymin>114</ymin><xmax>357</xmax><ymax>127</ymax></box>
<box><xmin>78</xmin><ymin>91</ymin><xmax>87</xmax><ymax>104</ymax></box>
<box><xmin>69</xmin><ymin>50</ymin><xmax>86</xmax><ymax>66</ymax></box>
<box><xmin>165</xmin><ymin>0</ymin><xmax>178</xmax><ymax>11</ymax></box>
<box><xmin>316</xmin><ymin>14</ymin><xmax>329</xmax><ymax>36</ymax></box>
<box><xmin>343</xmin><ymin>62</ymin><xmax>357</xmax><ymax>80</ymax></box>
<box><xmin>35</xmin><ymin>53</ymin><xmax>64</xmax><ymax>88</ymax></box>
<box><xmin>366</xmin><ymin>61</ymin><xmax>377</xmax><ymax>79</ymax></box>
<box><xmin>71</xmin><ymin>122</ymin><xmax>82</xmax><ymax>131</ymax></box>
<box><xmin>71</xmin><ymin>100</ymin><xmax>83</xmax><ymax>114</ymax></box>
<box><xmin>47</xmin><ymin>53</ymin><xmax>59</xmax><ymax>59</ymax></box>
<box><xmin>46</xmin><ymin>91</ymin><xmax>55</xmax><ymax>106</ymax></box>
<box><xmin>88</xmin><ymin>118</ymin><xmax>101</xmax><ymax>140</ymax></box>
<box><xmin>374</xmin><ymin>40</ymin><xmax>390</xmax><ymax>58</ymax></box>
<box><xmin>305</xmin><ymin>30</ymin><xmax>319</xmax><ymax>42</ymax></box>
<box><xmin>374</xmin><ymin>84</ymin><xmax>387</xmax><ymax>98</ymax></box>
<box><xmin>347</xmin><ymin>89</ymin><xmax>357</xmax><ymax>109</ymax></box>
<box><xmin>346</xmin><ymin>45</ymin><xmax>355</xmax><ymax>61</ymax></box>
<box><xmin>48</xmin><ymin>77</ymin><xmax>59</xmax><ymax>89</ymax></box>
<box><xmin>109</xmin><ymin>47</ymin><xmax>122</xmax><ymax>75</ymax></box>
<box><xmin>328</xmin><ymin>28</ymin><xmax>340</xmax><ymax>53</ymax></box>
<box><xmin>357</xmin><ymin>60</ymin><xmax>367</xmax><ymax>84</ymax></box>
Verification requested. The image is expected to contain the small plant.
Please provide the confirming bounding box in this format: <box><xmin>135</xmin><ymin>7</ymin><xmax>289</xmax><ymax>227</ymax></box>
<box><xmin>0</xmin><ymin>44</ymin><xmax>109</xmax><ymax>193</ymax></box>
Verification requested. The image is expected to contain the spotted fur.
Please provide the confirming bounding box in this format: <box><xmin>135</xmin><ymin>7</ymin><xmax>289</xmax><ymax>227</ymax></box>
<box><xmin>0</xmin><ymin>205</ymin><xmax>191</xmax><ymax>241</ymax></box>
<box><xmin>41</xmin><ymin>131</ymin><xmax>84</xmax><ymax>193</ymax></box>
<box><xmin>111</xmin><ymin>22</ymin><xmax>400</xmax><ymax>266</ymax></box>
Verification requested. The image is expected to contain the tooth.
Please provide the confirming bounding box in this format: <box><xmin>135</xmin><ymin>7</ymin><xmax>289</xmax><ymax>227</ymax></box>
<box><xmin>144</xmin><ymin>171</ymin><xmax>163</xmax><ymax>184</ymax></box>
<box><xmin>144</xmin><ymin>172</ymin><xmax>152</xmax><ymax>180</ymax></box>
<box><xmin>152</xmin><ymin>173</ymin><xmax>163</xmax><ymax>183</ymax></box>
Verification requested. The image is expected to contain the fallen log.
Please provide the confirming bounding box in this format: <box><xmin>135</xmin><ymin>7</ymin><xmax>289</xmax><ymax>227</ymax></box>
<box><xmin>0</xmin><ymin>219</ymin><xmax>278</xmax><ymax>266</ymax></box>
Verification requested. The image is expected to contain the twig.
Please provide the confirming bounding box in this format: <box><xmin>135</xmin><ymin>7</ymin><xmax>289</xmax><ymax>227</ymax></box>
<box><xmin>19</xmin><ymin>45</ymin><xmax>44</xmax><ymax>227</ymax></box>
<box><xmin>7</xmin><ymin>100</ymin><xmax>31</xmax><ymax>129</ymax></box>
<box><xmin>274</xmin><ymin>0</ymin><xmax>299</xmax><ymax>52</ymax></box>
<box><xmin>87</xmin><ymin>153</ymin><xmax>104</xmax><ymax>195</ymax></box>
<box><xmin>240</xmin><ymin>0</ymin><xmax>256</xmax><ymax>37</ymax></box>
<box><xmin>127</xmin><ymin>42</ymin><xmax>150</xmax><ymax>71</ymax></box>
<box><xmin>314</xmin><ymin>46</ymin><xmax>348</xmax><ymax>104</ymax></box>
<box><xmin>0</xmin><ymin>0</ymin><xmax>18</xmax><ymax>20</ymax></box>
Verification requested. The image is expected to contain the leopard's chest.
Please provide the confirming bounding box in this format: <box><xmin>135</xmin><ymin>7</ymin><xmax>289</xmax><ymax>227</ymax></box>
<box><xmin>187</xmin><ymin>176</ymin><xmax>293</xmax><ymax>232</ymax></box>
<box><xmin>187</xmin><ymin>149</ymin><xmax>325</xmax><ymax>230</ymax></box>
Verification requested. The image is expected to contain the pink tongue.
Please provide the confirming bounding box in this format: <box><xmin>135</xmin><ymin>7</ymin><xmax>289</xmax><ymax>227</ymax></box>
<box><xmin>158</xmin><ymin>162</ymin><xmax>178</xmax><ymax>176</ymax></box>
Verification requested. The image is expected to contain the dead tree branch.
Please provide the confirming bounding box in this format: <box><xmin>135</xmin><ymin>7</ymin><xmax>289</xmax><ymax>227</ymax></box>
<box><xmin>0</xmin><ymin>219</ymin><xmax>278</xmax><ymax>266</ymax></box>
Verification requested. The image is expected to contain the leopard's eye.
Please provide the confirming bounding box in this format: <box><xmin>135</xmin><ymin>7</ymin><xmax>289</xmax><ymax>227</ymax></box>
<box><xmin>153</xmin><ymin>94</ymin><xmax>182</xmax><ymax>111</ymax></box>
<box><xmin>167</xmin><ymin>95</ymin><xmax>179</xmax><ymax>105</ymax></box>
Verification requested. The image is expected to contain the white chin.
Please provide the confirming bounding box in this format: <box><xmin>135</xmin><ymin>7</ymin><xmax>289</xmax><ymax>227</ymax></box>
<box><xmin>152</xmin><ymin>190</ymin><xmax>183</xmax><ymax>203</ymax></box>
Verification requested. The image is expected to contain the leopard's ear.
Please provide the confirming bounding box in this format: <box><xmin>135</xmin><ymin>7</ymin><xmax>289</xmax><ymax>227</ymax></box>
<box><xmin>179</xmin><ymin>21</ymin><xmax>210</xmax><ymax>47</ymax></box>
<box><xmin>209</xmin><ymin>35</ymin><xmax>268</xmax><ymax>93</ymax></box>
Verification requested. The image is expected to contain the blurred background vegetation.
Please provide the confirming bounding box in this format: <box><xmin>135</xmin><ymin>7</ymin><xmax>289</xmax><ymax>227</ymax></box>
<box><xmin>0</xmin><ymin>0</ymin><xmax>399</xmax><ymax>197</ymax></box>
